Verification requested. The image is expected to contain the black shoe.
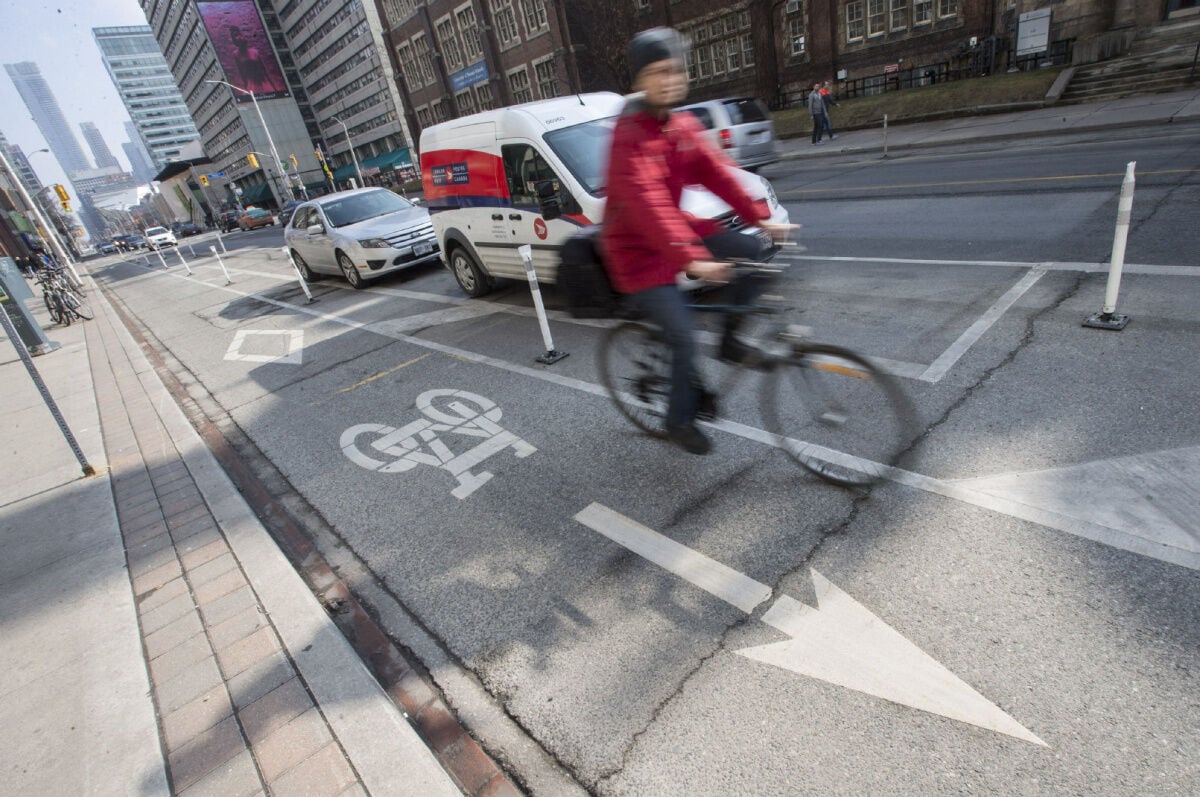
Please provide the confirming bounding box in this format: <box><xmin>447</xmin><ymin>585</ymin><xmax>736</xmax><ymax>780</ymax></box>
<box><xmin>696</xmin><ymin>387</ymin><xmax>718</xmax><ymax>422</ymax></box>
<box><xmin>719</xmin><ymin>336</ymin><xmax>769</xmax><ymax>370</ymax></box>
<box><xmin>666</xmin><ymin>423</ymin><xmax>712</xmax><ymax>455</ymax></box>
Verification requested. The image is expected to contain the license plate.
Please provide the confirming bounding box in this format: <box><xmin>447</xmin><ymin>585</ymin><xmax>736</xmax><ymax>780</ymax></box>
<box><xmin>414</xmin><ymin>241</ymin><xmax>433</xmax><ymax>256</ymax></box>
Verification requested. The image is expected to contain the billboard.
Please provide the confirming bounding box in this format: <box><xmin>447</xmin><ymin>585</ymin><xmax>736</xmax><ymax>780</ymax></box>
<box><xmin>197</xmin><ymin>1</ymin><xmax>289</xmax><ymax>101</ymax></box>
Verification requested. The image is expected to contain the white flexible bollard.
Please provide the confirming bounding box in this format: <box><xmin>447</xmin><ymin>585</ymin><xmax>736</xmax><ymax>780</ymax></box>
<box><xmin>520</xmin><ymin>244</ymin><xmax>567</xmax><ymax>364</ymax></box>
<box><xmin>175</xmin><ymin>247</ymin><xmax>193</xmax><ymax>275</ymax></box>
<box><xmin>1084</xmin><ymin>161</ymin><xmax>1135</xmax><ymax>330</ymax></box>
<box><xmin>155</xmin><ymin>248</ymin><xmax>169</xmax><ymax>271</ymax></box>
<box><xmin>281</xmin><ymin>247</ymin><xmax>316</xmax><ymax>303</ymax></box>
<box><xmin>215</xmin><ymin>229</ymin><xmax>227</xmax><ymax>253</ymax></box>
<box><xmin>209</xmin><ymin>246</ymin><xmax>233</xmax><ymax>285</ymax></box>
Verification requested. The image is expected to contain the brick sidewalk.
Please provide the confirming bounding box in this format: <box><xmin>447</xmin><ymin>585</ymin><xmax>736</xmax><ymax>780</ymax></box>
<box><xmin>86</xmin><ymin>295</ymin><xmax>368</xmax><ymax>795</ymax></box>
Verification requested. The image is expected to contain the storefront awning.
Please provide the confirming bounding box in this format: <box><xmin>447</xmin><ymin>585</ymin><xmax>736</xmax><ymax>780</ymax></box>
<box><xmin>239</xmin><ymin>182</ymin><xmax>272</xmax><ymax>206</ymax></box>
<box><xmin>361</xmin><ymin>147</ymin><xmax>413</xmax><ymax>171</ymax></box>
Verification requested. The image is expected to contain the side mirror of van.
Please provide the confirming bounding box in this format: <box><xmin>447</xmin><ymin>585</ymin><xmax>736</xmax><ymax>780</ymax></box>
<box><xmin>535</xmin><ymin>180</ymin><xmax>562</xmax><ymax>221</ymax></box>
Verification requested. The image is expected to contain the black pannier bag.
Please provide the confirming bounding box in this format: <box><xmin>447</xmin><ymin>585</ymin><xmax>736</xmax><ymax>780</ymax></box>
<box><xmin>557</xmin><ymin>225</ymin><xmax>621</xmax><ymax>319</ymax></box>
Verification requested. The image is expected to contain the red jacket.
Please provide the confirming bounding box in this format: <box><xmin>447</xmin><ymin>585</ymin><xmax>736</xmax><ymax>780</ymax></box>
<box><xmin>602</xmin><ymin>102</ymin><xmax>769</xmax><ymax>294</ymax></box>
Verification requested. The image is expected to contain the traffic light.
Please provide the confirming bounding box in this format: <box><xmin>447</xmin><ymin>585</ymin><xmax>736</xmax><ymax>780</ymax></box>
<box><xmin>53</xmin><ymin>184</ymin><xmax>71</xmax><ymax>212</ymax></box>
<box><xmin>247</xmin><ymin>153</ymin><xmax>259</xmax><ymax>169</ymax></box>
<box><xmin>199</xmin><ymin>174</ymin><xmax>210</xmax><ymax>187</ymax></box>
<box><xmin>313</xmin><ymin>147</ymin><xmax>325</xmax><ymax>162</ymax></box>
<box><xmin>290</xmin><ymin>153</ymin><xmax>299</xmax><ymax>169</ymax></box>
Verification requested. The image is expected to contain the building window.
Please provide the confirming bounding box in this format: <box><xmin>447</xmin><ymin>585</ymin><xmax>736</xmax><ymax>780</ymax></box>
<box><xmin>508</xmin><ymin>66</ymin><xmax>533</xmax><ymax>103</ymax></box>
<box><xmin>456</xmin><ymin>88</ymin><xmax>476</xmax><ymax>115</ymax></box>
<box><xmin>788</xmin><ymin>16</ymin><xmax>806</xmax><ymax>56</ymax></box>
<box><xmin>534</xmin><ymin>57</ymin><xmax>559</xmax><ymax>99</ymax></box>
<box><xmin>396</xmin><ymin>41</ymin><xmax>421</xmax><ymax>91</ymax></box>
<box><xmin>914</xmin><ymin>0</ymin><xmax>932</xmax><ymax>24</ymax></box>
<box><xmin>456</xmin><ymin>4</ymin><xmax>483</xmax><ymax>61</ymax></box>
<box><xmin>696</xmin><ymin>43</ymin><xmax>711</xmax><ymax>78</ymax></box>
<box><xmin>635</xmin><ymin>0</ymin><xmax>650</xmax><ymax>10</ymax></box>
<box><xmin>846</xmin><ymin>2</ymin><xmax>864</xmax><ymax>41</ymax></box>
<box><xmin>475</xmin><ymin>82</ymin><xmax>494</xmax><ymax>110</ymax></box>
<box><xmin>867</xmin><ymin>0</ymin><xmax>886</xmax><ymax>36</ymax></box>
<box><xmin>491</xmin><ymin>0</ymin><xmax>521</xmax><ymax>48</ymax></box>
<box><xmin>937</xmin><ymin>0</ymin><xmax>957</xmax><ymax>17</ymax></box>
<box><xmin>890</xmin><ymin>0</ymin><xmax>908</xmax><ymax>30</ymax></box>
<box><xmin>433</xmin><ymin>100</ymin><xmax>451</xmax><ymax>122</ymax></box>
<box><xmin>742</xmin><ymin>33</ymin><xmax>755</xmax><ymax>67</ymax></box>
<box><xmin>436</xmin><ymin>17</ymin><xmax>464</xmax><ymax>71</ymax></box>
<box><xmin>520</xmin><ymin>0</ymin><xmax>548</xmax><ymax>34</ymax></box>
<box><xmin>711</xmin><ymin>40</ymin><xmax>726</xmax><ymax>75</ymax></box>
<box><xmin>413</xmin><ymin>33</ymin><xmax>436</xmax><ymax>86</ymax></box>
<box><xmin>416</xmin><ymin>105</ymin><xmax>433</xmax><ymax>127</ymax></box>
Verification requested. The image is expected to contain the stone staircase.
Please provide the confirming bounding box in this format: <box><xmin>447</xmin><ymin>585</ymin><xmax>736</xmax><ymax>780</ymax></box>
<box><xmin>1059</xmin><ymin>16</ymin><xmax>1200</xmax><ymax>104</ymax></box>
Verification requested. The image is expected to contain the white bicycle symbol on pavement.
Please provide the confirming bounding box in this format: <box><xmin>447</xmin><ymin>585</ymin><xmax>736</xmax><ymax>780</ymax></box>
<box><xmin>340</xmin><ymin>389</ymin><xmax>537</xmax><ymax>499</ymax></box>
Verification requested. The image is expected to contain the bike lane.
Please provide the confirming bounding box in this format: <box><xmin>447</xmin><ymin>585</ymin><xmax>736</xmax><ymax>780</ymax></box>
<box><xmin>92</xmin><ymin>252</ymin><xmax>1200</xmax><ymax>794</ymax></box>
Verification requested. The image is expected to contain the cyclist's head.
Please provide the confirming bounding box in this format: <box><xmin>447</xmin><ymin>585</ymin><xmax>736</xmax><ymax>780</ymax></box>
<box><xmin>629</xmin><ymin>27</ymin><xmax>687</xmax><ymax>111</ymax></box>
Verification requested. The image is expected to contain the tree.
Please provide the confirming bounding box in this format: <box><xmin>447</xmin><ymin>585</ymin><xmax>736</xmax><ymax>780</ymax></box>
<box><xmin>564</xmin><ymin>0</ymin><xmax>645</xmax><ymax>93</ymax></box>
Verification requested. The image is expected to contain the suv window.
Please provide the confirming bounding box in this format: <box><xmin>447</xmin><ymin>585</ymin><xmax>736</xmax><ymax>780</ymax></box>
<box><xmin>722</xmin><ymin>98</ymin><xmax>769</xmax><ymax>125</ymax></box>
<box><xmin>684</xmin><ymin>106</ymin><xmax>715</xmax><ymax>129</ymax></box>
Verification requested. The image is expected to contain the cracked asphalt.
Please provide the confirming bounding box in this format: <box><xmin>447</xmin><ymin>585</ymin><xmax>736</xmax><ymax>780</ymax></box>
<box><xmin>88</xmin><ymin>127</ymin><xmax>1200</xmax><ymax>794</ymax></box>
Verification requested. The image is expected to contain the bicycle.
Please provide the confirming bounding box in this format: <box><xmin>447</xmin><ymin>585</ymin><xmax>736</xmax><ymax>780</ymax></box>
<box><xmin>597</xmin><ymin>236</ymin><xmax>917</xmax><ymax>488</ymax></box>
<box><xmin>35</xmin><ymin>267</ymin><xmax>92</xmax><ymax>325</ymax></box>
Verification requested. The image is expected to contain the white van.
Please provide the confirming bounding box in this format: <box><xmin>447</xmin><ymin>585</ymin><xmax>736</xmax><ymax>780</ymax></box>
<box><xmin>419</xmin><ymin>92</ymin><xmax>789</xmax><ymax>297</ymax></box>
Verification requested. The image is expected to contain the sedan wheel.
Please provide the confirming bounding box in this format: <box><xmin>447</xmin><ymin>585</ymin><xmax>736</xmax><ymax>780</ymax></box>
<box><xmin>292</xmin><ymin>250</ymin><xmax>321</xmax><ymax>282</ymax></box>
<box><xmin>338</xmin><ymin>252</ymin><xmax>366</xmax><ymax>289</ymax></box>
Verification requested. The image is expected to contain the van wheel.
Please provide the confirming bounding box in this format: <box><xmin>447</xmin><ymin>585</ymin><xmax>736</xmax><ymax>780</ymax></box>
<box><xmin>337</xmin><ymin>252</ymin><xmax>366</xmax><ymax>289</ymax></box>
<box><xmin>449</xmin><ymin>246</ymin><xmax>491</xmax><ymax>297</ymax></box>
<box><xmin>292</xmin><ymin>250</ymin><xmax>321</xmax><ymax>282</ymax></box>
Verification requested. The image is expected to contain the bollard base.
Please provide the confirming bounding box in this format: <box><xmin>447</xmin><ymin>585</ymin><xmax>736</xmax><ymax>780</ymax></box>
<box><xmin>536</xmin><ymin>349</ymin><xmax>569</xmax><ymax>365</ymax></box>
<box><xmin>1083</xmin><ymin>311</ymin><xmax>1129</xmax><ymax>330</ymax></box>
<box><xmin>29</xmin><ymin>341</ymin><xmax>62</xmax><ymax>356</ymax></box>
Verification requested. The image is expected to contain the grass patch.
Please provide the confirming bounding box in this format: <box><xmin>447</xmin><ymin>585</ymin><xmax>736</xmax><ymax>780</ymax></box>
<box><xmin>774</xmin><ymin>68</ymin><xmax>1064</xmax><ymax>138</ymax></box>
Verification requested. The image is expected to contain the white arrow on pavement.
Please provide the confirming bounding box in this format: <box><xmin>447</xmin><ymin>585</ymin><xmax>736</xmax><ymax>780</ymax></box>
<box><xmin>574</xmin><ymin>502</ymin><xmax>1045</xmax><ymax>747</ymax></box>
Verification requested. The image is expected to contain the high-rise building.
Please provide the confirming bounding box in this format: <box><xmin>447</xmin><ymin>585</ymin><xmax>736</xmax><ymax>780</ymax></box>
<box><xmin>0</xmin><ymin>130</ymin><xmax>44</xmax><ymax>194</ymax></box>
<box><xmin>93</xmin><ymin>25</ymin><xmax>202</xmax><ymax>169</ymax></box>
<box><xmin>3</xmin><ymin>61</ymin><xmax>92</xmax><ymax>176</ymax></box>
<box><xmin>122</xmin><ymin>120</ymin><xmax>158</xmax><ymax>183</ymax></box>
<box><xmin>81</xmin><ymin>122</ymin><xmax>121</xmax><ymax>170</ymax></box>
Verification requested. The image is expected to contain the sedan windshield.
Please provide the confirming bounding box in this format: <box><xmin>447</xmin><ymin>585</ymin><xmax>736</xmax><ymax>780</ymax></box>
<box><xmin>543</xmin><ymin>116</ymin><xmax>616</xmax><ymax>197</ymax></box>
<box><xmin>320</xmin><ymin>190</ymin><xmax>413</xmax><ymax>227</ymax></box>
<box><xmin>145</xmin><ymin>227</ymin><xmax>167</xmax><ymax>235</ymax></box>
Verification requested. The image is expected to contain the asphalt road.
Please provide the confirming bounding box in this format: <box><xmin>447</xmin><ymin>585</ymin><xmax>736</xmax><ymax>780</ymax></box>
<box><xmin>89</xmin><ymin>127</ymin><xmax>1200</xmax><ymax>795</ymax></box>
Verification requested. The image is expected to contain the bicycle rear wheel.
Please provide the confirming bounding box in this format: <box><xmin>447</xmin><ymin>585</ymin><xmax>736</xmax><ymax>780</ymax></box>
<box><xmin>51</xmin><ymin>291</ymin><xmax>72</xmax><ymax>327</ymax></box>
<box><xmin>598</xmin><ymin>321</ymin><xmax>670</xmax><ymax>438</ymax></box>
<box><xmin>761</xmin><ymin>343</ymin><xmax>916</xmax><ymax>487</ymax></box>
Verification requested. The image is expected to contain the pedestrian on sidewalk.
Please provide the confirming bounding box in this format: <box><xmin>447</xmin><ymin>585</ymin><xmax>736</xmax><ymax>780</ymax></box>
<box><xmin>820</xmin><ymin>81</ymin><xmax>837</xmax><ymax>140</ymax></box>
<box><xmin>807</xmin><ymin>83</ymin><xmax>827</xmax><ymax>145</ymax></box>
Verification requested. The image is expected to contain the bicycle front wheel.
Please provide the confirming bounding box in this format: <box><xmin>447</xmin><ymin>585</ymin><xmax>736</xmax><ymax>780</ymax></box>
<box><xmin>63</xmin><ymin>291</ymin><xmax>93</xmax><ymax>321</ymax></box>
<box><xmin>598</xmin><ymin>321</ymin><xmax>670</xmax><ymax>438</ymax></box>
<box><xmin>762</xmin><ymin>343</ymin><xmax>916</xmax><ymax>487</ymax></box>
<box><xmin>51</xmin><ymin>291</ymin><xmax>72</xmax><ymax>327</ymax></box>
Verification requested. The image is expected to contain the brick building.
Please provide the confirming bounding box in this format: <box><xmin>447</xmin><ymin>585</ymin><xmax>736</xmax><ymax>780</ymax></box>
<box><xmin>378</xmin><ymin>0</ymin><xmax>1187</xmax><ymax>140</ymax></box>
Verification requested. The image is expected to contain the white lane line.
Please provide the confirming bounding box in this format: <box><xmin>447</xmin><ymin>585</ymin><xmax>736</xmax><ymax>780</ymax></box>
<box><xmin>779</xmin><ymin>253</ymin><xmax>1200</xmax><ymax>276</ymax></box>
<box><xmin>124</xmin><ymin>265</ymin><xmax>1200</xmax><ymax>571</ymax></box>
<box><xmin>574</xmin><ymin>503</ymin><xmax>773</xmax><ymax>613</ymax></box>
<box><xmin>920</xmin><ymin>268</ymin><xmax>1046</xmax><ymax>383</ymax></box>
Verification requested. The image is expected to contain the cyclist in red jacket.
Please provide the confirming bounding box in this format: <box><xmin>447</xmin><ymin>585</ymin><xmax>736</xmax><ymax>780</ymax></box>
<box><xmin>604</xmin><ymin>27</ymin><xmax>792</xmax><ymax>455</ymax></box>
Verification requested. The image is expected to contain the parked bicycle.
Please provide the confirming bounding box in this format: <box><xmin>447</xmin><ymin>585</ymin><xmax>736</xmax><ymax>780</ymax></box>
<box><xmin>598</xmin><ymin>235</ymin><xmax>916</xmax><ymax>487</ymax></box>
<box><xmin>35</xmin><ymin>264</ymin><xmax>92</xmax><ymax>326</ymax></box>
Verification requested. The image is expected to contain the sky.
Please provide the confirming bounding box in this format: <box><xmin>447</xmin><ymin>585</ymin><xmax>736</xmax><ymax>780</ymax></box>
<box><xmin>0</xmin><ymin>0</ymin><xmax>152</xmax><ymax>198</ymax></box>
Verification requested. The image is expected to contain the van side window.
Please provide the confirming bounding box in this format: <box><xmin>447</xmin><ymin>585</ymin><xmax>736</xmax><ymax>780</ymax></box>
<box><xmin>502</xmin><ymin>144</ymin><xmax>562</xmax><ymax>208</ymax></box>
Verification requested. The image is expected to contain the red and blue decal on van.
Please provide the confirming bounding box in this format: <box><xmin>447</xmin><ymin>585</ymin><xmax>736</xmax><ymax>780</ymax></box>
<box><xmin>422</xmin><ymin>149</ymin><xmax>508</xmax><ymax>212</ymax></box>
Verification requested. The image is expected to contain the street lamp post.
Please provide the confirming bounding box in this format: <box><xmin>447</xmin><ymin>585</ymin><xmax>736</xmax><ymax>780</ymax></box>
<box><xmin>25</xmin><ymin>148</ymin><xmax>79</xmax><ymax>264</ymax></box>
<box><xmin>330</xmin><ymin>116</ymin><xmax>362</xmax><ymax>187</ymax></box>
<box><xmin>0</xmin><ymin>146</ymin><xmax>80</xmax><ymax>279</ymax></box>
<box><xmin>205</xmin><ymin>79</ymin><xmax>294</xmax><ymax>205</ymax></box>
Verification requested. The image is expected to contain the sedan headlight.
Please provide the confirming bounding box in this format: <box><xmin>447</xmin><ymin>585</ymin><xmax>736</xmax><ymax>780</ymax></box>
<box><xmin>357</xmin><ymin>237</ymin><xmax>393</xmax><ymax>249</ymax></box>
<box><xmin>760</xmin><ymin>176</ymin><xmax>779</xmax><ymax>209</ymax></box>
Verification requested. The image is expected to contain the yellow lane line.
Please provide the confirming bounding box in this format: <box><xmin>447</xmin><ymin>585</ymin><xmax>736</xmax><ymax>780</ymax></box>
<box><xmin>777</xmin><ymin>168</ymin><xmax>1200</xmax><ymax>196</ymax></box>
<box><xmin>337</xmin><ymin>353</ymin><xmax>431</xmax><ymax>394</ymax></box>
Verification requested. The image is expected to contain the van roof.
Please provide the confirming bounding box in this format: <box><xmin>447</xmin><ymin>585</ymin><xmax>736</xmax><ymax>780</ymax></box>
<box><xmin>419</xmin><ymin>92</ymin><xmax>623</xmax><ymax>149</ymax></box>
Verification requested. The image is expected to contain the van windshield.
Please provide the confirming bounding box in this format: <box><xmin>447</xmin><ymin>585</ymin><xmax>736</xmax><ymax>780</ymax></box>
<box><xmin>542</xmin><ymin>116</ymin><xmax>617</xmax><ymax>197</ymax></box>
